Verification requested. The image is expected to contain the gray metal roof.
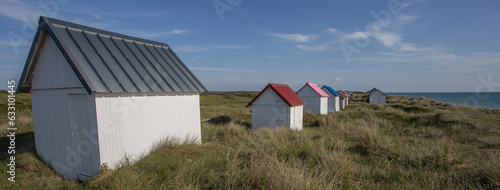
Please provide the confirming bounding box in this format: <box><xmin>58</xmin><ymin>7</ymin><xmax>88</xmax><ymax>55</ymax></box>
<box><xmin>17</xmin><ymin>16</ymin><xmax>207</xmax><ymax>94</ymax></box>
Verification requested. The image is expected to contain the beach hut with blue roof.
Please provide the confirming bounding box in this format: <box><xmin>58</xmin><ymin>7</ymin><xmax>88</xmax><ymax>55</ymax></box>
<box><xmin>321</xmin><ymin>85</ymin><xmax>340</xmax><ymax>112</ymax></box>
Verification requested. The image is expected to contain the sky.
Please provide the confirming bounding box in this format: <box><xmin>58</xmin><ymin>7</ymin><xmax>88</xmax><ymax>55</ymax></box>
<box><xmin>1</xmin><ymin>0</ymin><xmax>500</xmax><ymax>92</ymax></box>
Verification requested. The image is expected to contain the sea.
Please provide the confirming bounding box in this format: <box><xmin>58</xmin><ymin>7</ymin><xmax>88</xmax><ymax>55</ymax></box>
<box><xmin>386</xmin><ymin>92</ymin><xmax>500</xmax><ymax>109</ymax></box>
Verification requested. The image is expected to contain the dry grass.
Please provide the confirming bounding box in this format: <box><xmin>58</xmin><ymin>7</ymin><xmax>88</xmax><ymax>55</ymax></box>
<box><xmin>1</xmin><ymin>91</ymin><xmax>499</xmax><ymax>189</ymax></box>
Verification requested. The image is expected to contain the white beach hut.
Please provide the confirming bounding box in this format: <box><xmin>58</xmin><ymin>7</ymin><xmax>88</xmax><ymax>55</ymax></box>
<box><xmin>16</xmin><ymin>17</ymin><xmax>207</xmax><ymax>181</ymax></box>
<box><xmin>340</xmin><ymin>91</ymin><xmax>349</xmax><ymax>106</ymax></box>
<box><xmin>321</xmin><ymin>85</ymin><xmax>340</xmax><ymax>112</ymax></box>
<box><xmin>366</xmin><ymin>88</ymin><xmax>386</xmax><ymax>104</ymax></box>
<box><xmin>338</xmin><ymin>91</ymin><xmax>346</xmax><ymax>109</ymax></box>
<box><xmin>247</xmin><ymin>83</ymin><xmax>305</xmax><ymax>131</ymax></box>
<box><xmin>297</xmin><ymin>82</ymin><xmax>329</xmax><ymax>115</ymax></box>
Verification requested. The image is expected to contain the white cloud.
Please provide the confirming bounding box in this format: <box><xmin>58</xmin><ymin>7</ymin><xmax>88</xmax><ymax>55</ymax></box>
<box><xmin>401</xmin><ymin>0</ymin><xmax>429</xmax><ymax>8</ymax></box>
<box><xmin>396</xmin><ymin>14</ymin><xmax>419</xmax><ymax>24</ymax></box>
<box><xmin>191</xmin><ymin>67</ymin><xmax>255</xmax><ymax>73</ymax></box>
<box><xmin>334</xmin><ymin>78</ymin><xmax>343</xmax><ymax>82</ymax></box>
<box><xmin>270</xmin><ymin>33</ymin><xmax>317</xmax><ymax>43</ymax></box>
<box><xmin>175</xmin><ymin>44</ymin><xmax>251</xmax><ymax>52</ymax></box>
<box><xmin>0</xmin><ymin>38</ymin><xmax>29</xmax><ymax>47</ymax></box>
<box><xmin>295</xmin><ymin>44</ymin><xmax>330</xmax><ymax>52</ymax></box>
<box><xmin>374</xmin><ymin>33</ymin><xmax>400</xmax><ymax>47</ymax></box>
<box><xmin>342</xmin><ymin>31</ymin><xmax>369</xmax><ymax>41</ymax></box>
<box><xmin>65</xmin><ymin>9</ymin><xmax>168</xmax><ymax>18</ymax></box>
<box><xmin>326</xmin><ymin>28</ymin><xmax>339</xmax><ymax>34</ymax></box>
<box><xmin>170</xmin><ymin>29</ymin><xmax>189</xmax><ymax>35</ymax></box>
<box><xmin>70</xmin><ymin>18</ymin><xmax>116</xmax><ymax>29</ymax></box>
<box><xmin>117</xmin><ymin>29</ymin><xmax>190</xmax><ymax>39</ymax></box>
<box><xmin>0</xmin><ymin>0</ymin><xmax>40</xmax><ymax>23</ymax></box>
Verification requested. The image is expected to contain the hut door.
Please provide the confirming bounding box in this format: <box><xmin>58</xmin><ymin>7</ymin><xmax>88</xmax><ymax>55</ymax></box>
<box><xmin>275</xmin><ymin>106</ymin><xmax>288</xmax><ymax>126</ymax></box>
<box><xmin>69</xmin><ymin>94</ymin><xmax>97</xmax><ymax>181</ymax></box>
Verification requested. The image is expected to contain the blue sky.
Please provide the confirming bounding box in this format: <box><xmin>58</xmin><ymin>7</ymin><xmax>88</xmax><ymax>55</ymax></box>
<box><xmin>1</xmin><ymin>0</ymin><xmax>500</xmax><ymax>92</ymax></box>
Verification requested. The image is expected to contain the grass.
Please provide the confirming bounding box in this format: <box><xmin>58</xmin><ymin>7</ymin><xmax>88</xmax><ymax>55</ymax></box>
<box><xmin>1</xmin><ymin>91</ymin><xmax>500</xmax><ymax>189</ymax></box>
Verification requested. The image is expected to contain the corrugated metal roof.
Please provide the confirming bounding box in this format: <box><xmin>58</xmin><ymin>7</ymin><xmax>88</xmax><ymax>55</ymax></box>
<box><xmin>247</xmin><ymin>83</ymin><xmax>305</xmax><ymax>107</ymax></box>
<box><xmin>17</xmin><ymin>16</ymin><xmax>207</xmax><ymax>94</ymax></box>
<box><xmin>321</xmin><ymin>85</ymin><xmax>340</xmax><ymax>97</ymax></box>
<box><xmin>297</xmin><ymin>82</ymin><xmax>329</xmax><ymax>97</ymax></box>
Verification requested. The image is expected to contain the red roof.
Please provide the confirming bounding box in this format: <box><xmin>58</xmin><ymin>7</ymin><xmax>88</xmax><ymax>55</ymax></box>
<box><xmin>247</xmin><ymin>83</ymin><xmax>306</xmax><ymax>107</ymax></box>
<box><xmin>297</xmin><ymin>82</ymin><xmax>329</xmax><ymax>97</ymax></box>
<box><xmin>337</xmin><ymin>91</ymin><xmax>346</xmax><ymax>99</ymax></box>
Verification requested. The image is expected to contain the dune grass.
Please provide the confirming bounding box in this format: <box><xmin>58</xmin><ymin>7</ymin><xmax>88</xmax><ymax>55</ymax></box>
<box><xmin>1</xmin><ymin>91</ymin><xmax>499</xmax><ymax>189</ymax></box>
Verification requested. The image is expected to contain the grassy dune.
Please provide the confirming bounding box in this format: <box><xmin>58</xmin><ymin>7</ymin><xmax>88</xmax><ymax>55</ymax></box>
<box><xmin>1</xmin><ymin>91</ymin><xmax>500</xmax><ymax>189</ymax></box>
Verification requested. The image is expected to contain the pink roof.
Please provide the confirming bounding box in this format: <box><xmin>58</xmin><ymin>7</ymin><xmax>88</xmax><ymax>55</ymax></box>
<box><xmin>298</xmin><ymin>82</ymin><xmax>329</xmax><ymax>97</ymax></box>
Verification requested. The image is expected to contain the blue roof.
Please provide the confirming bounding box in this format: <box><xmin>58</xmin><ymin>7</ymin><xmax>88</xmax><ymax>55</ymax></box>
<box><xmin>321</xmin><ymin>85</ymin><xmax>340</xmax><ymax>97</ymax></box>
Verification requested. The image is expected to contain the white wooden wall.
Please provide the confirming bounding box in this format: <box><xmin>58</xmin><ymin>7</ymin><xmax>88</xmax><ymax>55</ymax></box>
<box><xmin>339</xmin><ymin>97</ymin><xmax>345</xmax><ymax>109</ymax></box>
<box><xmin>321</xmin><ymin>88</ymin><xmax>340</xmax><ymax>112</ymax></box>
<box><xmin>369</xmin><ymin>91</ymin><xmax>386</xmax><ymax>104</ymax></box>
<box><xmin>31</xmin><ymin>35</ymin><xmax>82</xmax><ymax>90</ymax></box>
<box><xmin>30</xmin><ymin>35</ymin><xmax>100</xmax><ymax>180</ymax></box>
<box><xmin>297</xmin><ymin>86</ymin><xmax>328</xmax><ymax>115</ymax></box>
<box><xmin>94</xmin><ymin>92</ymin><xmax>202</xmax><ymax>168</ymax></box>
<box><xmin>250</xmin><ymin>88</ymin><xmax>305</xmax><ymax>130</ymax></box>
<box><xmin>251</xmin><ymin>88</ymin><xmax>289</xmax><ymax>130</ymax></box>
<box><xmin>289</xmin><ymin>106</ymin><xmax>303</xmax><ymax>130</ymax></box>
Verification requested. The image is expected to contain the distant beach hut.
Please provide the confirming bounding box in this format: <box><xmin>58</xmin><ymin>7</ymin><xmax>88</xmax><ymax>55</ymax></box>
<box><xmin>297</xmin><ymin>82</ymin><xmax>329</xmax><ymax>115</ymax></box>
<box><xmin>247</xmin><ymin>83</ymin><xmax>305</xmax><ymax>131</ymax></box>
<box><xmin>338</xmin><ymin>91</ymin><xmax>347</xmax><ymax>109</ymax></box>
<box><xmin>366</xmin><ymin>88</ymin><xmax>386</xmax><ymax>104</ymax></box>
<box><xmin>16</xmin><ymin>17</ymin><xmax>206</xmax><ymax>180</ymax></box>
<box><xmin>321</xmin><ymin>85</ymin><xmax>340</xmax><ymax>112</ymax></box>
<box><xmin>340</xmin><ymin>91</ymin><xmax>350</xmax><ymax>106</ymax></box>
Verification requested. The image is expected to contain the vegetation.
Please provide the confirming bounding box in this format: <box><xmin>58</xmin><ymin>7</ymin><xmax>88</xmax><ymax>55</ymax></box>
<box><xmin>1</xmin><ymin>91</ymin><xmax>500</xmax><ymax>189</ymax></box>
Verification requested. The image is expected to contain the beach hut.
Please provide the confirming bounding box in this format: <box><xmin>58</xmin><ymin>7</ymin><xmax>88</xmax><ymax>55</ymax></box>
<box><xmin>297</xmin><ymin>82</ymin><xmax>329</xmax><ymax>115</ymax></box>
<box><xmin>342</xmin><ymin>91</ymin><xmax>350</xmax><ymax>106</ymax></box>
<box><xmin>321</xmin><ymin>85</ymin><xmax>340</xmax><ymax>112</ymax></box>
<box><xmin>338</xmin><ymin>91</ymin><xmax>346</xmax><ymax>109</ymax></box>
<box><xmin>16</xmin><ymin>17</ymin><xmax>207</xmax><ymax>180</ymax></box>
<box><xmin>366</xmin><ymin>88</ymin><xmax>386</xmax><ymax>104</ymax></box>
<box><xmin>247</xmin><ymin>83</ymin><xmax>305</xmax><ymax>131</ymax></box>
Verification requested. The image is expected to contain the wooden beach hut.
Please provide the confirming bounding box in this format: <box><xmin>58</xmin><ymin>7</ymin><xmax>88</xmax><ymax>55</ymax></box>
<box><xmin>247</xmin><ymin>83</ymin><xmax>305</xmax><ymax>131</ymax></box>
<box><xmin>366</xmin><ymin>88</ymin><xmax>386</xmax><ymax>104</ymax></box>
<box><xmin>321</xmin><ymin>85</ymin><xmax>340</xmax><ymax>112</ymax></box>
<box><xmin>297</xmin><ymin>82</ymin><xmax>329</xmax><ymax>115</ymax></box>
<box><xmin>16</xmin><ymin>17</ymin><xmax>207</xmax><ymax>180</ymax></box>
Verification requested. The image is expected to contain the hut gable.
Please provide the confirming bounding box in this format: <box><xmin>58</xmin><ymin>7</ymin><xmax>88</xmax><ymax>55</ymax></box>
<box><xmin>250</xmin><ymin>88</ymin><xmax>289</xmax><ymax>106</ymax></box>
<box><xmin>297</xmin><ymin>82</ymin><xmax>329</xmax><ymax>97</ymax></box>
<box><xmin>31</xmin><ymin>35</ymin><xmax>83</xmax><ymax>90</ymax></box>
<box><xmin>247</xmin><ymin>83</ymin><xmax>305</xmax><ymax>107</ymax></box>
<box><xmin>321</xmin><ymin>85</ymin><xmax>340</xmax><ymax>97</ymax></box>
<box><xmin>297</xmin><ymin>82</ymin><xmax>329</xmax><ymax>115</ymax></box>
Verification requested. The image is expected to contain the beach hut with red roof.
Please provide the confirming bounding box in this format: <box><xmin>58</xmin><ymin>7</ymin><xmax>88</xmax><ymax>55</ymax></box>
<box><xmin>338</xmin><ymin>91</ymin><xmax>346</xmax><ymax>109</ymax></box>
<box><xmin>297</xmin><ymin>82</ymin><xmax>329</xmax><ymax>115</ymax></box>
<box><xmin>341</xmin><ymin>91</ymin><xmax>350</xmax><ymax>106</ymax></box>
<box><xmin>247</xmin><ymin>83</ymin><xmax>305</xmax><ymax>130</ymax></box>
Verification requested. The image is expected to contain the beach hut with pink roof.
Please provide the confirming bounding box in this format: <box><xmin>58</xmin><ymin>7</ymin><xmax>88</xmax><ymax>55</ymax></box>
<box><xmin>297</xmin><ymin>82</ymin><xmax>329</xmax><ymax>115</ymax></box>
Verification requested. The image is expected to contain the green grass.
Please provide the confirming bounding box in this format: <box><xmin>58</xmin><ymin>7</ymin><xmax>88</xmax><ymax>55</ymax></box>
<box><xmin>1</xmin><ymin>91</ymin><xmax>499</xmax><ymax>189</ymax></box>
